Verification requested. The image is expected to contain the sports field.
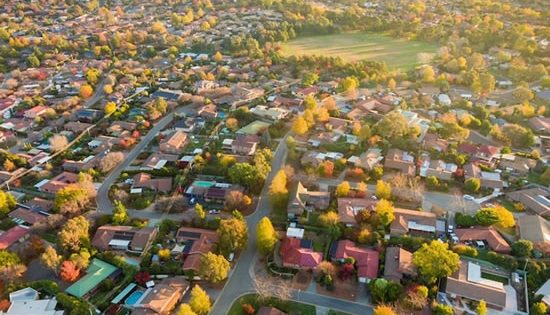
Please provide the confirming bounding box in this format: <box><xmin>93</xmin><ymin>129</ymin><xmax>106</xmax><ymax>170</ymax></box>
<box><xmin>281</xmin><ymin>32</ymin><xmax>439</xmax><ymax>70</ymax></box>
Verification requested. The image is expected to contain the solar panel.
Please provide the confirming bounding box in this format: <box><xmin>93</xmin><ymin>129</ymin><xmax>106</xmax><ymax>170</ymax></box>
<box><xmin>178</xmin><ymin>231</ymin><xmax>201</xmax><ymax>239</ymax></box>
<box><xmin>113</xmin><ymin>231</ymin><xmax>135</xmax><ymax>241</ymax></box>
<box><xmin>300</xmin><ymin>239</ymin><xmax>313</xmax><ymax>249</ymax></box>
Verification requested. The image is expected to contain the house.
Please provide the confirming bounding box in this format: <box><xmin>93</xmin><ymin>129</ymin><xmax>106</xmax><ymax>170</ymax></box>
<box><xmin>498</xmin><ymin>154</ymin><xmax>537</xmax><ymax>176</ymax></box>
<box><xmin>517</xmin><ymin>215</ymin><xmax>550</xmax><ymax>253</ymax></box>
<box><xmin>38</xmin><ymin>171</ymin><xmax>79</xmax><ymax>194</ymax></box>
<box><xmin>443</xmin><ymin>260</ymin><xmax>507</xmax><ymax>311</ymax></box>
<box><xmin>159</xmin><ymin>131</ymin><xmax>187</xmax><ymax>154</ymax></box>
<box><xmin>65</xmin><ymin>259</ymin><xmax>121</xmax><ymax>298</ymax></box>
<box><xmin>384</xmin><ymin>149</ymin><xmax>416</xmax><ymax>176</ymax></box>
<box><xmin>329</xmin><ymin>240</ymin><xmax>379</xmax><ymax>282</ymax></box>
<box><xmin>92</xmin><ymin>225</ymin><xmax>158</xmax><ymax>254</ymax></box>
<box><xmin>384</xmin><ymin>247</ymin><xmax>417</xmax><ymax>282</ymax></box>
<box><xmin>0</xmin><ymin>225</ymin><xmax>30</xmax><ymax>250</ymax></box>
<box><xmin>535</xmin><ymin>279</ymin><xmax>550</xmax><ymax>307</ymax></box>
<box><xmin>295</xmin><ymin>86</ymin><xmax>319</xmax><ymax>98</ymax></box>
<box><xmin>184</xmin><ymin>180</ymin><xmax>242</xmax><ymax>204</ymax></box>
<box><xmin>287</xmin><ymin>181</ymin><xmax>330</xmax><ymax>218</ymax></box>
<box><xmin>8</xmin><ymin>208</ymin><xmax>48</xmax><ymax>227</ymax></box>
<box><xmin>250</xmin><ymin>105</ymin><xmax>289</xmax><ymax>120</ymax></box>
<box><xmin>197</xmin><ymin>104</ymin><xmax>218</xmax><ymax>119</ymax></box>
<box><xmin>464</xmin><ymin>163</ymin><xmax>504</xmax><ymax>189</ymax></box>
<box><xmin>151</xmin><ymin>88</ymin><xmax>182</xmax><ymax>102</ymax></box>
<box><xmin>77</xmin><ymin>109</ymin><xmax>103</xmax><ymax>123</ymax></box>
<box><xmin>419</xmin><ymin>158</ymin><xmax>457</xmax><ymax>181</ymax></box>
<box><xmin>390</xmin><ymin>208</ymin><xmax>438</xmax><ymax>236</ymax></box>
<box><xmin>529</xmin><ymin>116</ymin><xmax>550</xmax><ymax>134</ymax></box>
<box><xmin>337</xmin><ymin>198</ymin><xmax>377</xmax><ymax>227</ymax></box>
<box><xmin>132</xmin><ymin>173</ymin><xmax>172</xmax><ymax>193</ymax></box>
<box><xmin>438</xmin><ymin>94</ymin><xmax>452</xmax><ymax>106</ymax></box>
<box><xmin>348</xmin><ymin>148</ymin><xmax>383</xmax><ymax>170</ymax></box>
<box><xmin>279</xmin><ymin>237</ymin><xmax>323</xmax><ymax>270</ymax></box>
<box><xmin>23</xmin><ymin>105</ymin><xmax>48</xmax><ymax>119</ymax></box>
<box><xmin>62</xmin><ymin>155</ymin><xmax>98</xmax><ymax>172</ymax></box>
<box><xmin>455</xmin><ymin>227</ymin><xmax>511</xmax><ymax>253</ymax></box>
<box><xmin>142</xmin><ymin>153</ymin><xmax>179</xmax><ymax>170</ymax></box>
<box><xmin>176</xmin><ymin>227</ymin><xmax>218</xmax><ymax>273</ymax></box>
<box><xmin>475</xmin><ymin>145</ymin><xmax>501</xmax><ymax>164</ymax></box>
<box><xmin>25</xmin><ymin>197</ymin><xmax>53</xmax><ymax>213</ymax></box>
<box><xmin>300</xmin><ymin>151</ymin><xmax>344</xmax><ymax>167</ymax></box>
<box><xmin>64</xmin><ymin>121</ymin><xmax>92</xmax><ymax>133</ymax></box>
<box><xmin>507</xmin><ymin>188</ymin><xmax>550</xmax><ymax>216</ymax></box>
<box><xmin>107</xmin><ymin>121</ymin><xmax>137</xmax><ymax>136</ymax></box>
<box><xmin>422</xmin><ymin>133</ymin><xmax>449</xmax><ymax>152</ymax></box>
<box><xmin>4</xmin><ymin>287</ymin><xmax>64</xmax><ymax>315</ymax></box>
<box><xmin>130</xmin><ymin>277</ymin><xmax>189</xmax><ymax>315</ymax></box>
<box><xmin>231</xmin><ymin>134</ymin><xmax>260</xmax><ymax>156</ymax></box>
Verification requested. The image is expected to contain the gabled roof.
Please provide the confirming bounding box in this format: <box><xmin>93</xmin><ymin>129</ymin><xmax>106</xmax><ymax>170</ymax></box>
<box><xmin>0</xmin><ymin>225</ymin><xmax>30</xmax><ymax>249</ymax></box>
<box><xmin>455</xmin><ymin>227</ymin><xmax>511</xmax><ymax>253</ymax></box>
<box><xmin>517</xmin><ymin>215</ymin><xmax>550</xmax><ymax>244</ymax></box>
<box><xmin>332</xmin><ymin>240</ymin><xmax>379</xmax><ymax>279</ymax></box>
<box><xmin>65</xmin><ymin>259</ymin><xmax>118</xmax><ymax>298</ymax></box>
<box><xmin>279</xmin><ymin>238</ymin><xmax>322</xmax><ymax>269</ymax></box>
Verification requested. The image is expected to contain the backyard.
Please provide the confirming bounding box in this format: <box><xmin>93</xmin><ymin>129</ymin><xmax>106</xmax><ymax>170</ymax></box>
<box><xmin>281</xmin><ymin>32</ymin><xmax>439</xmax><ymax>70</ymax></box>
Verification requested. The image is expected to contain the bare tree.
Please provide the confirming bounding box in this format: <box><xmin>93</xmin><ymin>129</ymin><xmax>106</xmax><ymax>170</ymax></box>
<box><xmin>253</xmin><ymin>275</ymin><xmax>293</xmax><ymax>302</ymax></box>
<box><xmin>49</xmin><ymin>134</ymin><xmax>68</xmax><ymax>152</ymax></box>
<box><xmin>99</xmin><ymin>152</ymin><xmax>125</xmax><ymax>173</ymax></box>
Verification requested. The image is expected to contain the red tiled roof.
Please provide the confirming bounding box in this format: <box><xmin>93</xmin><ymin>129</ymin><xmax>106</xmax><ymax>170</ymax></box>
<box><xmin>0</xmin><ymin>226</ymin><xmax>29</xmax><ymax>249</ymax></box>
<box><xmin>455</xmin><ymin>227</ymin><xmax>511</xmax><ymax>253</ymax></box>
<box><xmin>279</xmin><ymin>238</ymin><xmax>322</xmax><ymax>269</ymax></box>
<box><xmin>334</xmin><ymin>240</ymin><xmax>379</xmax><ymax>279</ymax></box>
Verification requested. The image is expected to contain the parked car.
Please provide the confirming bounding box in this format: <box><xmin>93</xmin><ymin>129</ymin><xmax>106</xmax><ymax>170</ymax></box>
<box><xmin>447</xmin><ymin>225</ymin><xmax>454</xmax><ymax>234</ymax></box>
<box><xmin>463</xmin><ymin>194</ymin><xmax>475</xmax><ymax>201</ymax></box>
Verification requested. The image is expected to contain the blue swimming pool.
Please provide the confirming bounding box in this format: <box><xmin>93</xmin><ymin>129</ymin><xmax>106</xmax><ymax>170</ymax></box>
<box><xmin>125</xmin><ymin>290</ymin><xmax>144</xmax><ymax>305</ymax></box>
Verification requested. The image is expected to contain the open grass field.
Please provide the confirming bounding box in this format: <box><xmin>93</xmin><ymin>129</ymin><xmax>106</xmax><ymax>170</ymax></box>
<box><xmin>281</xmin><ymin>32</ymin><xmax>439</xmax><ymax>70</ymax></box>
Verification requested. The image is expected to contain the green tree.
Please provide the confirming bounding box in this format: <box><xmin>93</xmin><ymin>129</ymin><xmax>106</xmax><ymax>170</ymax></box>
<box><xmin>199</xmin><ymin>252</ymin><xmax>230</xmax><ymax>283</ymax></box>
<box><xmin>513</xmin><ymin>86</ymin><xmax>534</xmax><ymax>102</ymax></box>
<box><xmin>112</xmin><ymin>200</ymin><xmax>129</xmax><ymax>225</ymax></box>
<box><xmin>27</xmin><ymin>54</ymin><xmax>40</xmax><ymax>67</ymax></box>
<box><xmin>69</xmin><ymin>248</ymin><xmax>91</xmax><ymax>270</ymax></box>
<box><xmin>413</xmin><ymin>241</ymin><xmax>460</xmax><ymax>283</ymax></box>
<box><xmin>303</xmin><ymin>94</ymin><xmax>317</xmax><ymax>110</ymax></box>
<box><xmin>189</xmin><ymin>285</ymin><xmax>211</xmax><ymax>315</ymax></box>
<box><xmin>511</xmin><ymin>240</ymin><xmax>533</xmax><ymax>258</ymax></box>
<box><xmin>375</xmin><ymin>199</ymin><xmax>395</xmax><ymax>226</ymax></box>
<box><xmin>195</xmin><ymin>203</ymin><xmax>206</xmax><ymax>220</ymax></box>
<box><xmin>376</xmin><ymin>180</ymin><xmax>392</xmax><ymax>199</ymax></box>
<box><xmin>0</xmin><ymin>189</ymin><xmax>16</xmax><ymax>216</ymax></box>
<box><xmin>474</xmin><ymin>208</ymin><xmax>500</xmax><ymax>226</ymax></box>
<box><xmin>302</xmin><ymin>72</ymin><xmax>319</xmax><ymax>87</ymax></box>
<box><xmin>374</xmin><ymin>111</ymin><xmax>409</xmax><ymax>141</ymax></box>
<box><xmin>256</xmin><ymin>217</ymin><xmax>277</xmax><ymax>256</ymax></box>
<box><xmin>228</xmin><ymin>163</ymin><xmax>259</xmax><ymax>189</ymax></box>
<box><xmin>369</xmin><ymin>278</ymin><xmax>403</xmax><ymax>304</ymax></box>
<box><xmin>464</xmin><ymin>178</ymin><xmax>480</xmax><ymax>193</ymax></box>
<box><xmin>541</xmin><ymin>168</ymin><xmax>550</xmax><ymax>185</ymax></box>
<box><xmin>217</xmin><ymin>218</ymin><xmax>248</xmax><ymax>255</ymax></box>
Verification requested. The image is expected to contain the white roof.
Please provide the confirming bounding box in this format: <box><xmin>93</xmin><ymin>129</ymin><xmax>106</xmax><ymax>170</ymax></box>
<box><xmin>222</xmin><ymin>138</ymin><xmax>234</xmax><ymax>145</ymax></box>
<box><xmin>109</xmin><ymin>239</ymin><xmax>131</xmax><ymax>247</ymax></box>
<box><xmin>536</xmin><ymin>279</ymin><xmax>550</xmax><ymax>305</ymax></box>
<box><xmin>467</xmin><ymin>262</ymin><xmax>504</xmax><ymax>290</ymax></box>
<box><xmin>153</xmin><ymin>160</ymin><xmax>167</xmax><ymax>169</ymax></box>
<box><xmin>88</xmin><ymin>139</ymin><xmax>102</xmax><ymax>147</ymax></box>
<box><xmin>130</xmin><ymin>188</ymin><xmax>142</xmax><ymax>194</ymax></box>
<box><xmin>481</xmin><ymin>171</ymin><xmax>501</xmax><ymax>181</ymax></box>
<box><xmin>180</xmin><ymin>155</ymin><xmax>194</xmax><ymax>162</ymax></box>
<box><xmin>408</xmin><ymin>221</ymin><xmax>436</xmax><ymax>233</ymax></box>
<box><xmin>9</xmin><ymin>287</ymin><xmax>39</xmax><ymax>301</ymax></box>
<box><xmin>286</xmin><ymin>227</ymin><xmax>304</xmax><ymax>239</ymax></box>
<box><xmin>6</xmin><ymin>299</ymin><xmax>63</xmax><ymax>315</ymax></box>
<box><xmin>34</xmin><ymin>179</ymin><xmax>50</xmax><ymax>189</ymax></box>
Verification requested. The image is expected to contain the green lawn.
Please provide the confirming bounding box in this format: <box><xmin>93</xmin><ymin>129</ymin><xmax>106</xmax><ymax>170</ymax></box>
<box><xmin>481</xmin><ymin>272</ymin><xmax>509</xmax><ymax>285</ymax></box>
<box><xmin>228</xmin><ymin>294</ymin><xmax>316</xmax><ymax>315</ymax></box>
<box><xmin>281</xmin><ymin>32</ymin><xmax>439</xmax><ymax>70</ymax></box>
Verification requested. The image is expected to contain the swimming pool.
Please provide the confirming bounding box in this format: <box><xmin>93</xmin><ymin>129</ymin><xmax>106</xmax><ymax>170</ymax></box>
<box><xmin>193</xmin><ymin>181</ymin><xmax>215</xmax><ymax>188</ymax></box>
<box><xmin>125</xmin><ymin>290</ymin><xmax>144</xmax><ymax>305</ymax></box>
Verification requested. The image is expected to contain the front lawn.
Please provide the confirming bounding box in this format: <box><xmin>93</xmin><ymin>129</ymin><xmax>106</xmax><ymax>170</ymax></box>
<box><xmin>228</xmin><ymin>294</ymin><xmax>316</xmax><ymax>315</ymax></box>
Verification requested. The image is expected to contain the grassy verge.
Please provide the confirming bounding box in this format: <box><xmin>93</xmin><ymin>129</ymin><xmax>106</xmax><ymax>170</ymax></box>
<box><xmin>228</xmin><ymin>294</ymin><xmax>316</xmax><ymax>315</ymax></box>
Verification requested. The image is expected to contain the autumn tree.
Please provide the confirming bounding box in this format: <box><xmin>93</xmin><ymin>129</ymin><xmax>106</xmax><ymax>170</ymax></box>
<box><xmin>58</xmin><ymin>216</ymin><xmax>90</xmax><ymax>253</ymax></box>
<box><xmin>49</xmin><ymin>134</ymin><xmax>68</xmax><ymax>152</ymax></box>
<box><xmin>338</xmin><ymin>76</ymin><xmax>359</xmax><ymax>93</ymax></box>
<box><xmin>70</xmin><ymin>249</ymin><xmax>91</xmax><ymax>270</ymax></box>
<box><xmin>199</xmin><ymin>252</ymin><xmax>230</xmax><ymax>283</ymax></box>
<box><xmin>213</xmin><ymin>51</ymin><xmax>223</xmax><ymax>62</ymax></box>
<box><xmin>189</xmin><ymin>285</ymin><xmax>211</xmax><ymax>315</ymax></box>
<box><xmin>177</xmin><ymin>304</ymin><xmax>197</xmax><ymax>315</ymax></box>
<box><xmin>373</xmin><ymin>305</ymin><xmax>396</xmax><ymax>315</ymax></box>
<box><xmin>217</xmin><ymin>218</ymin><xmax>248</xmax><ymax>255</ymax></box>
<box><xmin>79</xmin><ymin>84</ymin><xmax>94</xmax><ymax>99</ymax></box>
<box><xmin>225</xmin><ymin>191</ymin><xmax>251</xmax><ymax>211</ymax></box>
<box><xmin>112</xmin><ymin>200</ymin><xmax>129</xmax><ymax>225</ymax></box>
<box><xmin>292</xmin><ymin>116</ymin><xmax>309</xmax><ymax>135</ymax></box>
<box><xmin>59</xmin><ymin>260</ymin><xmax>80</xmax><ymax>282</ymax></box>
<box><xmin>464</xmin><ymin>178</ymin><xmax>480</xmax><ymax>193</ymax></box>
<box><xmin>103</xmin><ymin>85</ymin><xmax>113</xmax><ymax>95</ymax></box>
<box><xmin>3</xmin><ymin>160</ymin><xmax>15</xmax><ymax>172</ymax></box>
<box><xmin>375</xmin><ymin>199</ymin><xmax>395</xmax><ymax>226</ymax></box>
<box><xmin>269</xmin><ymin>170</ymin><xmax>288</xmax><ymax>209</ymax></box>
<box><xmin>318</xmin><ymin>211</ymin><xmax>339</xmax><ymax>228</ymax></box>
<box><xmin>532</xmin><ymin>302</ymin><xmax>548</xmax><ymax>315</ymax></box>
<box><xmin>195</xmin><ymin>203</ymin><xmax>206</xmax><ymax>220</ymax></box>
<box><xmin>256</xmin><ymin>217</ymin><xmax>277</xmax><ymax>256</ymax></box>
<box><xmin>511</xmin><ymin>240</ymin><xmax>533</xmax><ymax>258</ymax></box>
<box><xmin>422</xmin><ymin>66</ymin><xmax>435</xmax><ymax>82</ymax></box>
<box><xmin>41</xmin><ymin>246</ymin><xmax>62</xmax><ymax>274</ymax></box>
<box><xmin>335</xmin><ymin>181</ymin><xmax>351</xmax><ymax>197</ymax></box>
<box><xmin>104</xmin><ymin>102</ymin><xmax>116</xmax><ymax>115</ymax></box>
<box><xmin>0</xmin><ymin>190</ymin><xmax>16</xmax><ymax>217</ymax></box>
<box><xmin>54</xmin><ymin>185</ymin><xmax>89</xmax><ymax>215</ymax></box>
<box><xmin>374</xmin><ymin>111</ymin><xmax>409</xmax><ymax>141</ymax></box>
<box><xmin>226</xmin><ymin>118</ymin><xmax>239</xmax><ymax>131</ymax></box>
<box><xmin>375</xmin><ymin>180</ymin><xmax>392</xmax><ymax>200</ymax></box>
<box><xmin>100</xmin><ymin>152</ymin><xmax>124</xmax><ymax>172</ymax></box>
<box><xmin>413</xmin><ymin>241</ymin><xmax>460</xmax><ymax>283</ymax></box>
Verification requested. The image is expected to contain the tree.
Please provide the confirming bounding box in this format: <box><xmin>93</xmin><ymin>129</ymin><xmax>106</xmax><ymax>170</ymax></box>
<box><xmin>27</xmin><ymin>54</ymin><xmax>40</xmax><ymax>67</ymax></box>
<box><xmin>532</xmin><ymin>302</ymin><xmax>548</xmax><ymax>315</ymax></box>
<box><xmin>189</xmin><ymin>285</ymin><xmax>211</xmax><ymax>315</ymax></box>
<box><xmin>158</xmin><ymin>249</ymin><xmax>171</xmax><ymax>261</ymax></box>
<box><xmin>269</xmin><ymin>170</ymin><xmax>288</xmax><ymax>209</ymax></box>
<box><xmin>479</xmin><ymin>72</ymin><xmax>495</xmax><ymax>94</ymax></box>
<box><xmin>304</xmin><ymin>94</ymin><xmax>317</xmax><ymax>111</ymax></box>
<box><xmin>85</xmin><ymin>68</ymin><xmax>100</xmax><ymax>85</ymax></box>
<box><xmin>422</xmin><ymin>66</ymin><xmax>435</xmax><ymax>82</ymax></box>
<box><xmin>79</xmin><ymin>84</ymin><xmax>94</xmax><ymax>99</ymax></box>
<box><xmin>100</xmin><ymin>152</ymin><xmax>124</xmax><ymax>172</ymax></box>
<box><xmin>213</xmin><ymin>51</ymin><xmax>223</xmax><ymax>62</ymax></box>
<box><xmin>225</xmin><ymin>191</ymin><xmax>250</xmax><ymax>211</ymax></box>
<box><xmin>226</xmin><ymin>118</ymin><xmax>238</xmax><ymax>131</ymax></box>
<box><xmin>199</xmin><ymin>252</ymin><xmax>230</xmax><ymax>283</ymax></box>
<box><xmin>292</xmin><ymin>116</ymin><xmax>309</xmax><ymax>135</ymax></box>
<box><xmin>0</xmin><ymin>190</ymin><xmax>16</xmax><ymax>217</ymax></box>
<box><xmin>177</xmin><ymin>304</ymin><xmax>196</xmax><ymax>315</ymax></box>
<box><xmin>256</xmin><ymin>217</ymin><xmax>277</xmax><ymax>256</ymax></box>
<box><xmin>375</xmin><ymin>199</ymin><xmax>395</xmax><ymax>226</ymax></box>
<box><xmin>103</xmin><ymin>84</ymin><xmax>113</xmax><ymax>95</ymax></box>
<box><xmin>338</xmin><ymin>76</ymin><xmax>359</xmax><ymax>93</ymax></box>
<box><xmin>433</xmin><ymin>303</ymin><xmax>453</xmax><ymax>315</ymax></box>
<box><xmin>70</xmin><ymin>249</ymin><xmax>91</xmax><ymax>269</ymax></box>
<box><xmin>376</xmin><ymin>180</ymin><xmax>392</xmax><ymax>199</ymax></box>
<box><xmin>513</xmin><ymin>86</ymin><xmax>534</xmax><ymax>102</ymax></box>
<box><xmin>49</xmin><ymin>134</ymin><xmax>68</xmax><ymax>152</ymax></box>
<box><xmin>41</xmin><ymin>246</ymin><xmax>62</xmax><ymax>274</ymax></box>
<box><xmin>3</xmin><ymin>159</ymin><xmax>15</xmax><ymax>172</ymax></box>
<box><xmin>464</xmin><ymin>178</ymin><xmax>480</xmax><ymax>193</ymax></box>
<box><xmin>502</xmin><ymin>124</ymin><xmax>535</xmax><ymax>148</ymax></box>
<box><xmin>335</xmin><ymin>181</ymin><xmax>351</xmax><ymax>197</ymax></box>
<box><xmin>388</xmin><ymin>78</ymin><xmax>397</xmax><ymax>91</ymax></box>
<box><xmin>58</xmin><ymin>216</ymin><xmax>89</xmax><ymax>253</ymax></box>
<box><xmin>217</xmin><ymin>218</ymin><xmax>248</xmax><ymax>254</ymax></box>
<box><xmin>195</xmin><ymin>203</ymin><xmax>206</xmax><ymax>220</ymax></box>
<box><xmin>492</xmin><ymin>206</ymin><xmax>515</xmax><ymax>228</ymax></box>
<box><xmin>59</xmin><ymin>260</ymin><xmax>80</xmax><ymax>282</ymax></box>
<box><xmin>104</xmin><ymin>102</ymin><xmax>116</xmax><ymax>115</ymax></box>
<box><xmin>0</xmin><ymin>250</ymin><xmax>20</xmax><ymax>268</ymax></box>
<box><xmin>512</xmin><ymin>240</ymin><xmax>533</xmax><ymax>258</ymax></box>
<box><xmin>542</xmin><ymin>168</ymin><xmax>550</xmax><ymax>185</ymax></box>
<box><xmin>369</xmin><ymin>278</ymin><xmax>403</xmax><ymax>304</ymax></box>
<box><xmin>474</xmin><ymin>208</ymin><xmax>500</xmax><ymax>226</ymax></box>
<box><xmin>316</xmin><ymin>107</ymin><xmax>330</xmax><ymax>123</ymax></box>
<box><xmin>318</xmin><ymin>211</ymin><xmax>339</xmax><ymax>227</ymax></box>
<box><xmin>228</xmin><ymin>163</ymin><xmax>259</xmax><ymax>189</ymax></box>
<box><xmin>476</xmin><ymin>300</ymin><xmax>487</xmax><ymax>315</ymax></box>
<box><xmin>413</xmin><ymin>241</ymin><xmax>459</xmax><ymax>283</ymax></box>
<box><xmin>112</xmin><ymin>200</ymin><xmax>129</xmax><ymax>225</ymax></box>
<box><xmin>54</xmin><ymin>185</ymin><xmax>89</xmax><ymax>215</ymax></box>
<box><xmin>373</xmin><ymin>305</ymin><xmax>396</xmax><ymax>315</ymax></box>
<box><xmin>302</xmin><ymin>72</ymin><xmax>319</xmax><ymax>87</ymax></box>
<box><xmin>374</xmin><ymin>111</ymin><xmax>409</xmax><ymax>141</ymax></box>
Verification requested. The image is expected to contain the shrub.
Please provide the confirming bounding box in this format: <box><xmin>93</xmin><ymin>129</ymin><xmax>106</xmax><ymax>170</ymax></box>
<box><xmin>452</xmin><ymin>244</ymin><xmax>478</xmax><ymax>257</ymax></box>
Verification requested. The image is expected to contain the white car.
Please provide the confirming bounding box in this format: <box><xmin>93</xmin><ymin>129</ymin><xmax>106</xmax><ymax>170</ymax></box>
<box><xmin>463</xmin><ymin>194</ymin><xmax>475</xmax><ymax>201</ymax></box>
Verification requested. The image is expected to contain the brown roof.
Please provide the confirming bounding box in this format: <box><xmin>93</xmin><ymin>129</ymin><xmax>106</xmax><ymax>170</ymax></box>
<box><xmin>40</xmin><ymin>171</ymin><xmax>79</xmax><ymax>193</ymax></box>
<box><xmin>26</xmin><ymin>197</ymin><xmax>53</xmax><ymax>212</ymax></box>
<box><xmin>337</xmin><ymin>198</ymin><xmax>377</xmax><ymax>226</ymax></box>
<box><xmin>8</xmin><ymin>208</ymin><xmax>47</xmax><ymax>225</ymax></box>
<box><xmin>517</xmin><ymin>215</ymin><xmax>550</xmax><ymax>244</ymax></box>
<box><xmin>384</xmin><ymin>149</ymin><xmax>416</xmax><ymax>176</ymax></box>
<box><xmin>177</xmin><ymin>227</ymin><xmax>219</xmax><ymax>272</ymax></box>
<box><xmin>131</xmin><ymin>277</ymin><xmax>189</xmax><ymax>315</ymax></box>
<box><xmin>445</xmin><ymin>260</ymin><xmax>507</xmax><ymax>309</ymax></box>
<box><xmin>133</xmin><ymin>173</ymin><xmax>173</xmax><ymax>193</ymax></box>
<box><xmin>384</xmin><ymin>247</ymin><xmax>416</xmax><ymax>282</ymax></box>
<box><xmin>92</xmin><ymin>225</ymin><xmax>157</xmax><ymax>252</ymax></box>
<box><xmin>257</xmin><ymin>307</ymin><xmax>287</xmax><ymax>315</ymax></box>
<box><xmin>390</xmin><ymin>208</ymin><xmax>437</xmax><ymax>235</ymax></box>
<box><xmin>455</xmin><ymin>227</ymin><xmax>511</xmax><ymax>253</ymax></box>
